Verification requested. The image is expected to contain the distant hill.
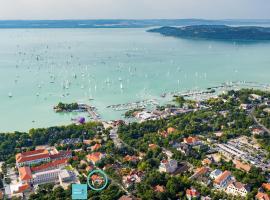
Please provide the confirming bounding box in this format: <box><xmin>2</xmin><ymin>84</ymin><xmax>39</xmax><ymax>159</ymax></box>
<box><xmin>148</xmin><ymin>25</ymin><xmax>270</xmax><ymax>41</ymax></box>
<box><xmin>1</xmin><ymin>19</ymin><xmax>270</xmax><ymax>28</ymax></box>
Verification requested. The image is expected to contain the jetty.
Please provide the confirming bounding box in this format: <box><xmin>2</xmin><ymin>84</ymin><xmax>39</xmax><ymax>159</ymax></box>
<box><xmin>78</xmin><ymin>104</ymin><xmax>101</xmax><ymax>121</ymax></box>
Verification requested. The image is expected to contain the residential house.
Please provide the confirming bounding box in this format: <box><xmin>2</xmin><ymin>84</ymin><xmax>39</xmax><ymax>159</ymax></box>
<box><xmin>256</xmin><ymin>192</ymin><xmax>270</xmax><ymax>200</ymax></box>
<box><xmin>86</xmin><ymin>152</ymin><xmax>104</xmax><ymax>165</ymax></box>
<box><xmin>159</xmin><ymin>159</ymin><xmax>178</xmax><ymax>173</ymax></box>
<box><xmin>183</xmin><ymin>136</ymin><xmax>201</xmax><ymax>146</ymax></box>
<box><xmin>186</xmin><ymin>188</ymin><xmax>200</xmax><ymax>200</ymax></box>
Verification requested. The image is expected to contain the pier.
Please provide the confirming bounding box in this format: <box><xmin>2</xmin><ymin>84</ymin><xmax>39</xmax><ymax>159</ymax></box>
<box><xmin>79</xmin><ymin>104</ymin><xmax>101</xmax><ymax>121</ymax></box>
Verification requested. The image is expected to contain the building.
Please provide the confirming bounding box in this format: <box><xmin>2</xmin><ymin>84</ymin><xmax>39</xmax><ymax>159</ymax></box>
<box><xmin>262</xmin><ymin>183</ymin><xmax>270</xmax><ymax>191</ymax></box>
<box><xmin>183</xmin><ymin>136</ymin><xmax>201</xmax><ymax>146</ymax></box>
<box><xmin>210</xmin><ymin>169</ymin><xmax>222</xmax><ymax>180</ymax></box>
<box><xmin>190</xmin><ymin>167</ymin><xmax>209</xmax><ymax>180</ymax></box>
<box><xmin>16</xmin><ymin>149</ymin><xmax>50</xmax><ymax>167</ymax></box>
<box><xmin>16</xmin><ymin>149</ymin><xmax>72</xmax><ymax>167</ymax></box>
<box><xmin>226</xmin><ymin>182</ymin><xmax>250</xmax><ymax>197</ymax></box>
<box><xmin>31</xmin><ymin>158</ymin><xmax>68</xmax><ymax>173</ymax></box>
<box><xmin>91</xmin><ymin>143</ymin><xmax>101</xmax><ymax>151</ymax></box>
<box><xmin>122</xmin><ymin>170</ymin><xmax>143</xmax><ymax>188</ymax></box>
<box><xmin>154</xmin><ymin>185</ymin><xmax>165</xmax><ymax>193</ymax></box>
<box><xmin>159</xmin><ymin>159</ymin><xmax>178</xmax><ymax>173</ymax></box>
<box><xmin>213</xmin><ymin>170</ymin><xmax>232</xmax><ymax>189</ymax></box>
<box><xmin>252</xmin><ymin>128</ymin><xmax>265</xmax><ymax>136</ymax></box>
<box><xmin>123</xmin><ymin>155</ymin><xmax>139</xmax><ymax>163</ymax></box>
<box><xmin>186</xmin><ymin>188</ymin><xmax>200</xmax><ymax>200</ymax></box>
<box><xmin>234</xmin><ymin>160</ymin><xmax>251</xmax><ymax>172</ymax></box>
<box><xmin>86</xmin><ymin>152</ymin><xmax>104</xmax><ymax>165</ymax></box>
<box><xmin>18</xmin><ymin>165</ymin><xmax>73</xmax><ymax>186</ymax></box>
<box><xmin>256</xmin><ymin>192</ymin><xmax>270</xmax><ymax>200</ymax></box>
<box><xmin>167</xmin><ymin>127</ymin><xmax>176</xmax><ymax>134</ymax></box>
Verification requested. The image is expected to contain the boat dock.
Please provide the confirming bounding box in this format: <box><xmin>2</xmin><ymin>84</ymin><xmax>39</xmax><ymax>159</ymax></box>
<box><xmin>79</xmin><ymin>104</ymin><xmax>101</xmax><ymax>121</ymax></box>
<box><xmin>107</xmin><ymin>99</ymin><xmax>159</xmax><ymax>111</ymax></box>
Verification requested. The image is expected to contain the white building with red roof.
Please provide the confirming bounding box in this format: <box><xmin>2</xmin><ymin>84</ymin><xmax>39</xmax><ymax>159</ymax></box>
<box><xmin>16</xmin><ymin>149</ymin><xmax>50</xmax><ymax>167</ymax></box>
<box><xmin>213</xmin><ymin>170</ymin><xmax>232</xmax><ymax>189</ymax></box>
<box><xmin>186</xmin><ymin>188</ymin><xmax>200</xmax><ymax>200</ymax></box>
<box><xmin>226</xmin><ymin>181</ymin><xmax>250</xmax><ymax>197</ymax></box>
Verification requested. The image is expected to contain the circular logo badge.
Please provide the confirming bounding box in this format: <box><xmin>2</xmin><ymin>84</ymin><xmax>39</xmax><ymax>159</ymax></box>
<box><xmin>87</xmin><ymin>169</ymin><xmax>108</xmax><ymax>191</ymax></box>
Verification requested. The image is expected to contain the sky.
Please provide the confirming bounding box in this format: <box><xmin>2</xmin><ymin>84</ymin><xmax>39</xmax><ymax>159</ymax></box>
<box><xmin>0</xmin><ymin>0</ymin><xmax>270</xmax><ymax>20</ymax></box>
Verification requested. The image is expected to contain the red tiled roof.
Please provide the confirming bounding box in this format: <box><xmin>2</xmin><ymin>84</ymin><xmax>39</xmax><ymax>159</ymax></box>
<box><xmin>16</xmin><ymin>149</ymin><xmax>50</xmax><ymax>163</ymax></box>
<box><xmin>214</xmin><ymin>170</ymin><xmax>231</xmax><ymax>184</ymax></box>
<box><xmin>31</xmin><ymin>158</ymin><xmax>68</xmax><ymax>172</ymax></box>
<box><xmin>184</xmin><ymin>136</ymin><xmax>199</xmax><ymax>144</ymax></box>
<box><xmin>149</xmin><ymin>144</ymin><xmax>158</xmax><ymax>149</ymax></box>
<box><xmin>167</xmin><ymin>127</ymin><xmax>176</xmax><ymax>134</ymax></box>
<box><xmin>256</xmin><ymin>192</ymin><xmax>270</xmax><ymax>200</ymax></box>
<box><xmin>262</xmin><ymin>183</ymin><xmax>270</xmax><ymax>191</ymax></box>
<box><xmin>86</xmin><ymin>152</ymin><xmax>103</xmax><ymax>163</ymax></box>
<box><xmin>234</xmin><ymin>160</ymin><xmax>251</xmax><ymax>172</ymax></box>
<box><xmin>19</xmin><ymin>166</ymin><xmax>32</xmax><ymax>181</ymax></box>
<box><xmin>91</xmin><ymin>144</ymin><xmax>101</xmax><ymax>151</ymax></box>
<box><xmin>154</xmin><ymin>185</ymin><xmax>165</xmax><ymax>193</ymax></box>
<box><xmin>186</xmin><ymin>188</ymin><xmax>200</xmax><ymax>197</ymax></box>
<box><xmin>17</xmin><ymin>183</ymin><xmax>31</xmax><ymax>193</ymax></box>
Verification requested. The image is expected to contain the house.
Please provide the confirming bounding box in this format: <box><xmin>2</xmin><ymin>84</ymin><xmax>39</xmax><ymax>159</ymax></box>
<box><xmin>176</xmin><ymin>143</ymin><xmax>190</xmax><ymax>155</ymax></box>
<box><xmin>226</xmin><ymin>182</ymin><xmax>250</xmax><ymax>197</ymax></box>
<box><xmin>214</xmin><ymin>132</ymin><xmax>224</xmax><ymax>137</ymax></box>
<box><xmin>202</xmin><ymin>158</ymin><xmax>213</xmax><ymax>166</ymax></box>
<box><xmin>256</xmin><ymin>192</ymin><xmax>270</xmax><ymax>200</ymax></box>
<box><xmin>186</xmin><ymin>188</ymin><xmax>200</xmax><ymax>200</ymax></box>
<box><xmin>250</xmin><ymin>94</ymin><xmax>262</xmax><ymax>101</ymax></box>
<box><xmin>86</xmin><ymin>152</ymin><xmax>104</xmax><ymax>165</ymax></box>
<box><xmin>148</xmin><ymin>144</ymin><xmax>158</xmax><ymax>150</ymax></box>
<box><xmin>183</xmin><ymin>136</ymin><xmax>201</xmax><ymax>146</ymax></box>
<box><xmin>213</xmin><ymin>170</ymin><xmax>232</xmax><ymax>189</ymax></box>
<box><xmin>239</xmin><ymin>104</ymin><xmax>252</xmax><ymax>110</ymax></box>
<box><xmin>122</xmin><ymin>170</ymin><xmax>143</xmax><ymax>188</ymax></box>
<box><xmin>262</xmin><ymin>183</ymin><xmax>270</xmax><ymax>191</ymax></box>
<box><xmin>123</xmin><ymin>155</ymin><xmax>139</xmax><ymax>163</ymax></box>
<box><xmin>167</xmin><ymin>127</ymin><xmax>176</xmax><ymax>134</ymax></box>
<box><xmin>119</xmin><ymin>195</ymin><xmax>133</xmax><ymax>200</ymax></box>
<box><xmin>154</xmin><ymin>185</ymin><xmax>165</xmax><ymax>193</ymax></box>
<box><xmin>190</xmin><ymin>167</ymin><xmax>209</xmax><ymax>180</ymax></box>
<box><xmin>18</xmin><ymin>166</ymin><xmax>33</xmax><ymax>184</ymax></box>
<box><xmin>210</xmin><ymin>169</ymin><xmax>222</xmax><ymax>179</ymax></box>
<box><xmin>159</xmin><ymin>159</ymin><xmax>178</xmax><ymax>173</ymax></box>
<box><xmin>91</xmin><ymin>144</ymin><xmax>101</xmax><ymax>151</ymax></box>
<box><xmin>252</xmin><ymin>128</ymin><xmax>265</xmax><ymax>135</ymax></box>
<box><xmin>234</xmin><ymin>160</ymin><xmax>251</xmax><ymax>172</ymax></box>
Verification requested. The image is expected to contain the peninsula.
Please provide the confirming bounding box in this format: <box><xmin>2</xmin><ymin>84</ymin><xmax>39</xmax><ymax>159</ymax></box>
<box><xmin>148</xmin><ymin>25</ymin><xmax>270</xmax><ymax>41</ymax></box>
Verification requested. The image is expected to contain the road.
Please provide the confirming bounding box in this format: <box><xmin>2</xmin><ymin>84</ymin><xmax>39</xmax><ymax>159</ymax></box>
<box><xmin>250</xmin><ymin>106</ymin><xmax>270</xmax><ymax>134</ymax></box>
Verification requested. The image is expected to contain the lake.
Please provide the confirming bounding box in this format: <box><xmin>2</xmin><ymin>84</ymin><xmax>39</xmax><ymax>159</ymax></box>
<box><xmin>0</xmin><ymin>28</ymin><xmax>270</xmax><ymax>132</ymax></box>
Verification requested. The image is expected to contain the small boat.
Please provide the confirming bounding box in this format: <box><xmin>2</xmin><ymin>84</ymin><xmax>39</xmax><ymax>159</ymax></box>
<box><xmin>8</xmin><ymin>92</ymin><xmax>13</xmax><ymax>98</ymax></box>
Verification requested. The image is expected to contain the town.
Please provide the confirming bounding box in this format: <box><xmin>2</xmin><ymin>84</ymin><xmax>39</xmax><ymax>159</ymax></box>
<box><xmin>1</xmin><ymin>88</ymin><xmax>270</xmax><ymax>200</ymax></box>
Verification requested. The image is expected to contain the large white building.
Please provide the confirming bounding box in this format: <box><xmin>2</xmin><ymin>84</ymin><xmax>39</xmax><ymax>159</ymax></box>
<box><xmin>226</xmin><ymin>182</ymin><xmax>250</xmax><ymax>197</ymax></box>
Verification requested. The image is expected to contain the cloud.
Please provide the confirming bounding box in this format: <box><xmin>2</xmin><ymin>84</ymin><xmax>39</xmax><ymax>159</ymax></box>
<box><xmin>0</xmin><ymin>0</ymin><xmax>269</xmax><ymax>19</ymax></box>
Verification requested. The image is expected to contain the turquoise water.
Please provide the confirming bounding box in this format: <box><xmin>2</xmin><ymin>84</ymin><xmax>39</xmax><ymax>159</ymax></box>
<box><xmin>0</xmin><ymin>28</ymin><xmax>270</xmax><ymax>132</ymax></box>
